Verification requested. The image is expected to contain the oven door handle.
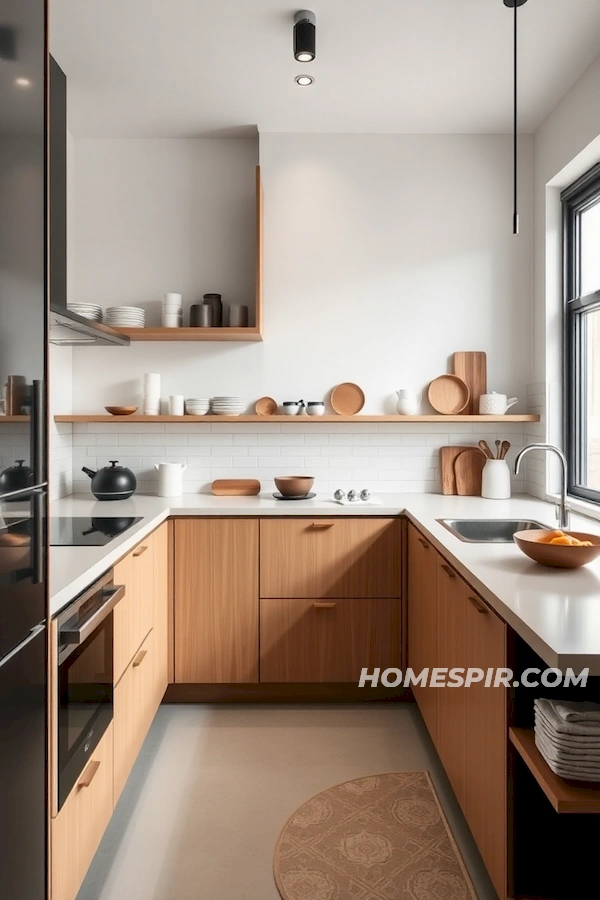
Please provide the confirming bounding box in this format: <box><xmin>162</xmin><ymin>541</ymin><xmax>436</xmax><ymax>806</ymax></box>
<box><xmin>60</xmin><ymin>584</ymin><xmax>125</xmax><ymax>645</ymax></box>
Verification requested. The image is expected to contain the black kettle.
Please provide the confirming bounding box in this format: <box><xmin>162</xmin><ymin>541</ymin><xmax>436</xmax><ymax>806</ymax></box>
<box><xmin>82</xmin><ymin>460</ymin><xmax>137</xmax><ymax>501</ymax></box>
<box><xmin>0</xmin><ymin>459</ymin><xmax>33</xmax><ymax>498</ymax></box>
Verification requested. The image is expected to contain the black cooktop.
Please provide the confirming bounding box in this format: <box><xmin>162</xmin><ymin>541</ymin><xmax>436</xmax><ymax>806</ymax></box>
<box><xmin>49</xmin><ymin>516</ymin><xmax>142</xmax><ymax>546</ymax></box>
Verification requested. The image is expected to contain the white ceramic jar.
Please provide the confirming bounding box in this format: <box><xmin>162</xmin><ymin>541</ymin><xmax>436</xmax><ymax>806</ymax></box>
<box><xmin>154</xmin><ymin>462</ymin><xmax>187</xmax><ymax>497</ymax></box>
<box><xmin>396</xmin><ymin>389</ymin><xmax>419</xmax><ymax>416</ymax></box>
<box><xmin>481</xmin><ymin>459</ymin><xmax>511</xmax><ymax>499</ymax></box>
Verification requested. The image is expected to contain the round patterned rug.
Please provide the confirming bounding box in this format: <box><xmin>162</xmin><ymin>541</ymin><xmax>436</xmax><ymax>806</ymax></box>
<box><xmin>273</xmin><ymin>772</ymin><xmax>477</xmax><ymax>900</ymax></box>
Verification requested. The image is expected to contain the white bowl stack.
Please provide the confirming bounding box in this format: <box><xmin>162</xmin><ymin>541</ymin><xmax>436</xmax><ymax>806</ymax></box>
<box><xmin>210</xmin><ymin>397</ymin><xmax>247</xmax><ymax>416</ymax></box>
<box><xmin>162</xmin><ymin>293</ymin><xmax>183</xmax><ymax>328</ymax></box>
<box><xmin>105</xmin><ymin>306</ymin><xmax>146</xmax><ymax>328</ymax></box>
<box><xmin>143</xmin><ymin>373</ymin><xmax>161</xmax><ymax>416</ymax></box>
<box><xmin>185</xmin><ymin>399</ymin><xmax>210</xmax><ymax>416</ymax></box>
<box><xmin>67</xmin><ymin>303</ymin><xmax>103</xmax><ymax>321</ymax></box>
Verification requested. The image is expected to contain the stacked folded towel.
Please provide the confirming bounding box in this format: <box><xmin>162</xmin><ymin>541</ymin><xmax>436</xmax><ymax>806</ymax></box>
<box><xmin>534</xmin><ymin>698</ymin><xmax>600</xmax><ymax>782</ymax></box>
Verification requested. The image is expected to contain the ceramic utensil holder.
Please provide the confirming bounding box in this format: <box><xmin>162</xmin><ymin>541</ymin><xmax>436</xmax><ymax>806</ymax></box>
<box><xmin>481</xmin><ymin>459</ymin><xmax>511</xmax><ymax>500</ymax></box>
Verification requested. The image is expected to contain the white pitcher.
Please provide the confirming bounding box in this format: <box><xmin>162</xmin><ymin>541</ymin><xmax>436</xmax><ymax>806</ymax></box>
<box><xmin>155</xmin><ymin>462</ymin><xmax>187</xmax><ymax>496</ymax></box>
<box><xmin>396</xmin><ymin>389</ymin><xmax>419</xmax><ymax>416</ymax></box>
<box><xmin>479</xmin><ymin>392</ymin><xmax>518</xmax><ymax>415</ymax></box>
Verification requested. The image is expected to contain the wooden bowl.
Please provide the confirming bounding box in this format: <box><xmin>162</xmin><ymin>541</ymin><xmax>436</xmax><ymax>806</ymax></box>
<box><xmin>428</xmin><ymin>375</ymin><xmax>470</xmax><ymax>415</ymax></box>
<box><xmin>274</xmin><ymin>476</ymin><xmax>315</xmax><ymax>497</ymax></box>
<box><xmin>514</xmin><ymin>530</ymin><xmax>600</xmax><ymax>569</ymax></box>
<box><xmin>255</xmin><ymin>396</ymin><xmax>278</xmax><ymax>416</ymax></box>
<box><xmin>105</xmin><ymin>406</ymin><xmax>138</xmax><ymax>416</ymax></box>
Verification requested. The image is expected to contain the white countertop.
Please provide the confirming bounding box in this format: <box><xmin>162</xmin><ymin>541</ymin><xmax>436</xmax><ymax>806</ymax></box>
<box><xmin>49</xmin><ymin>492</ymin><xmax>600</xmax><ymax>674</ymax></box>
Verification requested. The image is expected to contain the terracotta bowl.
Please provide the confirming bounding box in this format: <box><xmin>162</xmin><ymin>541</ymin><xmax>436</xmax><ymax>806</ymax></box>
<box><xmin>105</xmin><ymin>406</ymin><xmax>138</xmax><ymax>416</ymax></box>
<box><xmin>274</xmin><ymin>476</ymin><xmax>315</xmax><ymax>497</ymax></box>
<box><xmin>514</xmin><ymin>530</ymin><xmax>600</xmax><ymax>569</ymax></box>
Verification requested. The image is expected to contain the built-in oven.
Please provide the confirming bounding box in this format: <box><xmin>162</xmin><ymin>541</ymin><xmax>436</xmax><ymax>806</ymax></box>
<box><xmin>56</xmin><ymin>571</ymin><xmax>124</xmax><ymax>810</ymax></box>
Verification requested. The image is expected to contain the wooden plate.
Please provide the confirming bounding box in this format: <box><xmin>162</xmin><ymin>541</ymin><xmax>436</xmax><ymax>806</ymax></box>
<box><xmin>331</xmin><ymin>383</ymin><xmax>365</xmax><ymax>416</ymax></box>
<box><xmin>427</xmin><ymin>375</ymin><xmax>470</xmax><ymax>415</ymax></box>
<box><xmin>105</xmin><ymin>406</ymin><xmax>138</xmax><ymax>416</ymax></box>
<box><xmin>255</xmin><ymin>396</ymin><xmax>278</xmax><ymax>416</ymax></box>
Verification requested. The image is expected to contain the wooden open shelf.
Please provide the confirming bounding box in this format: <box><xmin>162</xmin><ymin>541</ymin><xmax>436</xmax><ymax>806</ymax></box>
<box><xmin>0</xmin><ymin>415</ymin><xmax>30</xmax><ymax>423</ymax></box>
<box><xmin>112</xmin><ymin>326</ymin><xmax>262</xmax><ymax>342</ymax></box>
<box><xmin>510</xmin><ymin>727</ymin><xmax>600</xmax><ymax>814</ymax></box>
<box><xmin>54</xmin><ymin>414</ymin><xmax>541</xmax><ymax>424</ymax></box>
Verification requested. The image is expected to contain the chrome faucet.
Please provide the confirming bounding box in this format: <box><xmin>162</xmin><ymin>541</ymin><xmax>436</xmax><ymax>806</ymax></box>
<box><xmin>514</xmin><ymin>443</ymin><xmax>570</xmax><ymax>530</ymax></box>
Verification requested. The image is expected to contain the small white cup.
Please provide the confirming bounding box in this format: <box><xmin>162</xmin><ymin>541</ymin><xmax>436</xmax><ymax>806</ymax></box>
<box><xmin>306</xmin><ymin>402</ymin><xmax>325</xmax><ymax>416</ymax></box>
<box><xmin>164</xmin><ymin>292</ymin><xmax>182</xmax><ymax>307</ymax></box>
<box><xmin>162</xmin><ymin>314</ymin><xmax>182</xmax><ymax>328</ymax></box>
<box><xmin>169</xmin><ymin>395</ymin><xmax>185</xmax><ymax>416</ymax></box>
<box><xmin>282</xmin><ymin>402</ymin><xmax>301</xmax><ymax>415</ymax></box>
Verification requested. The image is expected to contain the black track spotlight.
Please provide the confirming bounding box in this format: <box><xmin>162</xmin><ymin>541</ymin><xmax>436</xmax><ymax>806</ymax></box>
<box><xmin>294</xmin><ymin>10</ymin><xmax>316</xmax><ymax>63</ymax></box>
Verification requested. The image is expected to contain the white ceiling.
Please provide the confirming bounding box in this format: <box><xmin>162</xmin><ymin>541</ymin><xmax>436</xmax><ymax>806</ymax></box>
<box><xmin>51</xmin><ymin>0</ymin><xmax>600</xmax><ymax>138</ymax></box>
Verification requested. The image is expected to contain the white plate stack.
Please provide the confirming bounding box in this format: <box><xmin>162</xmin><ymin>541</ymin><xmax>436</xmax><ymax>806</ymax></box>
<box><xmin>162</xmin><ymin>293</ymin><xmax>183</xmax><ymax>328</ymax></box>
<box><xmin>143</xmin><ymin>373</ymin><xmax>161</xmax><ymax>416</ymax></box>
<box><xmin>105</xmin><ymin>306</ymin><xmax>146</xmax><ymax>328</ymax></box>
<box><xmin>185</xmin><ymin>399</ymin><xmax>211</xmax><ymax>415</ymax></box>
<box><xmin>67</xmin><ymin>303</ymin><xmax>103</xmax><ymax>321</ymax></box>
<box><xmin>210</xmin><ymin>397</ymin><xmax>247</xmax><ymax>416</ymax></box>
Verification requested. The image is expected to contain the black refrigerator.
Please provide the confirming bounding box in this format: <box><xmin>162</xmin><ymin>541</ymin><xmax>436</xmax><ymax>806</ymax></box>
<box><xmin>0</xmin><ymin>0</ymin><xmax>48</xmax><ymax>898</ymax></box>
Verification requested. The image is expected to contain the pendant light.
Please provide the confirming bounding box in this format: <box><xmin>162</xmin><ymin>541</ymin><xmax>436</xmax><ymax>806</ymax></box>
<box><xmin>503</xmin><ymin>0</ymin><xmax>528</xmax><ymax>235</ymax></box>
<box><xmin>294</xmin><ymin>10</ymin><xmax>316</xmax><ymax>63</ymax></box>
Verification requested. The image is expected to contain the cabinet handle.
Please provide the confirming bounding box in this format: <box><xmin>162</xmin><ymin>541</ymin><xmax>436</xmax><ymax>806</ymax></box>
<box><xmin>468</xmin><ymin>595</ymin><xmax>489</xmax><ymax>614</ymax></box>
<box><xmin>418</xmin><ymin>538</ymin><xmax>430</xmax><ymax>549</ymax></box>
<box><xmin>133</xmin><ymin>649</ymin><xmax>148</xmax><ymax>667</ymax></box>
<box><xmin>313</xmin><ymin>602</ymin><xmax>337</xmax><ymax>609</ymax></box>
<box><xmin>78</xmin><ymin>759</ymin><xmax>101</xmax><ymax>789</ymax></box>
<box><xmin>133</xmin><ymin>545</ymin><xmax>148</xmax><ymax>557</ymax></box>
<box><xmin>311</xmin><ymin>522</ymin><xmax>335</xmax><ymax>529</ymax></box>
<box><xmin>440</xmin><ymin>563</ymin><xmax>456</xmax><ymax>579</ymax></box>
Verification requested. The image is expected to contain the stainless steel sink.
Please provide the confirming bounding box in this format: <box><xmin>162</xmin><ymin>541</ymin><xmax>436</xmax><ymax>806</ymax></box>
<box><xmin>438</xmin><ymin>518</ymin><xmax>549</xmax><ymax>543</ymax></box>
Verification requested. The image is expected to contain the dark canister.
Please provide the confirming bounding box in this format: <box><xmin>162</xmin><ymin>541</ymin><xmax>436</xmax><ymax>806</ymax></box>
<box><xmin>203</xmin><ymin>293</ymin><xmax>222</xmax><ymax>327</ymax></box>
<box><xmin>228</xmin><ymin>304</ymin><xmax>249</xmax><ymax>327</ymax></box>
<box><xmin>190</xmin><ymin>303</ymin><xmax>213</xmax><ymax>327</ymax></box>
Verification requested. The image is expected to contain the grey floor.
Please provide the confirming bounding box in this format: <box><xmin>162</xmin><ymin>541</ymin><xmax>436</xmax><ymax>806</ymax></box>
<box><xmin>78</xmin><ymin>704</ymin><xmax>497</xmax><ymax>900</ymax></box>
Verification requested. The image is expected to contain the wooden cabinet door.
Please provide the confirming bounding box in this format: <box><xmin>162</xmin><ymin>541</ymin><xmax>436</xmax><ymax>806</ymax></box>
<box><xmin>436</xmin><ymin>558</ymin><xmax>467</xmax><ymax>812</ymax></box>
<box><xmin>407</xmin><ymin>523</ymin><xmax>439</xmax><ymax>743</ymax></box>
<box><xmin>152</xmin><ymin>522</ymin><xmax>170</xmax><ymax>706</ymax></box>
<box><xmin>51</xmin><ymin>724</ymin><xmax>113</xmax><ymax>900</ymax></box>
<box><xmin>174</xmin><ymin>519</ymin><xmax>259</xmax><ymax>683</ymax></box>
<box><xmin>113</xmin><ymin>630</ymin><xmax>155</xmax><ymax>802</ymax></box>
<box><xmin>260</xmin><ymin>598</ymin><xmax>400</xmax><ymax>682</ymax></box>
<box><xmin>113</xmin><ymin>531</ymin><xmax>155</xmax><ymax>683</ymax></box>
<box><xmin>260</xmin><ymin>518</ymin><xmax>402</xmax><ymax>599</ymax></box>
<box><xmin>465</xmin><ymin>591</ymin><xmax>507</xmax><ymax>900</ymax></box>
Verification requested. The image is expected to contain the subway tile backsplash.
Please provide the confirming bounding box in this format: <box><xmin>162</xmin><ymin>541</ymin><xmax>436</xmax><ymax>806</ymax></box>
<box><xmin>70</xmin><ymin>421</ymin><xmax>527</xmax><ymax>496</ymax></box>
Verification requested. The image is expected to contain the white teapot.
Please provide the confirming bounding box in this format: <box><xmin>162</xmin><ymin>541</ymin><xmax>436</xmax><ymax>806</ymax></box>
<box><xmin>396</xmin><ymin>389</ymin><xmax>419</xmax><ymax>416</ymax></box>
<box><xmin>479</xmin><ymin>392</ymin><xmax>518</xmax><ymax>415</ymax></box>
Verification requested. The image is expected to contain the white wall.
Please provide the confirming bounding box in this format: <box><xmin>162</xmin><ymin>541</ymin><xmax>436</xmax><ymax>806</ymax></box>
<box><xmin>61</xmin><ymin>132</ymin><xmax>535</xmax><ymax>495</ymax></box>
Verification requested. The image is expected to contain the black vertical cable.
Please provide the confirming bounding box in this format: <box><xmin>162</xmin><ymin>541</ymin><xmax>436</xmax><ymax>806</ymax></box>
<box><xmin>513</xmin><ymin>1</ymin><xmax>519</xmax><ymax>235</ymax></box>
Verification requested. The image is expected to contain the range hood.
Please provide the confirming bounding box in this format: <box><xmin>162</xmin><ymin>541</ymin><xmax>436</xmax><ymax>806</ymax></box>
<box><xmin>49</xmin><ymin>305</ymin><xmax>130</xmax><ymax>347</ymax></box>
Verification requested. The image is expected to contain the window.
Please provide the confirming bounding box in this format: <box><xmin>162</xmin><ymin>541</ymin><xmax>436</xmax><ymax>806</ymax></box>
<box><xmin>564</xmin><ymin>163</ymin><xmax>600</xmax><ymax>503</ymax></box>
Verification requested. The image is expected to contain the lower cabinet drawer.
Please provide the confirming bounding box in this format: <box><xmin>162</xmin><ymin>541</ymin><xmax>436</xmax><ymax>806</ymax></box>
<box><xmin>51</xmin><ymin>723</ymin><xmax>114</xmax><ymax>900</ymax></box>
<box><xmin>259</xmin><ymin>598</ymin><xmax>401</xmax><ymax>682</ymax></box>
<box><xmin>114</xmin><ymin>629</ymin><xmax>155</xmax><ymax>802</ymax></box>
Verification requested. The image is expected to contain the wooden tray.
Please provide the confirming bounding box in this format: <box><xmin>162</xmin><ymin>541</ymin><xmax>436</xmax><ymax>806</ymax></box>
<box><xmin>439</xmin><ymin>446</ymin><xmax>473</xmax><ymax>495</ymax></box>
<box><xmin>453</xmin><ymin>352</ymin><xmax>487</xmax><ymax>415</ymax></box>
<box><xmin>428</xmin><ymin>375</ymin><xmax>470</xmax><ymax>415</ymax></box>
<box><xmin>331</xmin><ymin>383</ymin><xmax>365</xmax><ymax>416</ymax></box>
<box><xmin>211</xmin><ymin>479</ymin><xmax>261</xmax><ymax>496</ymax></box>
<box><xmin>454</xmin><ymin>449</ymin><xmax>486</xmax><ymax>496</ymax></box>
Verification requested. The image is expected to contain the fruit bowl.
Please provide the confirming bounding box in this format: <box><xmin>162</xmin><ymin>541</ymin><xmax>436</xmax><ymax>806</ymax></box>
<box><xmin>514</xmin><ymin>529</ymin><xmax>600</xmax><ymax>569</ymax></box>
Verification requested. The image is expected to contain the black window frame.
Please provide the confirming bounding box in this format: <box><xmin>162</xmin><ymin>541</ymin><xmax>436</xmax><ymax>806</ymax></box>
<box><xmin>563</xmin><ymin>161</ymin><xmax>600</xmax><ymax>504</ymax></box>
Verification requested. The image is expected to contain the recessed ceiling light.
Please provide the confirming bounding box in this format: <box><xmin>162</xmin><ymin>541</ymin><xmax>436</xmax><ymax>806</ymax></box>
<box><xmin>14</xmin><ymin>77</ymin><xmax>31</xmax><ymax>88</ymax></box>
<box><xmin>295</xmin><ymin>74</ymin><xmax>314</xmax><ymax>86</ymax></box>
<box><xmin>294</xmin><ymin>10</ymin><xmax>316</xmax><ymax>63</ymax></box>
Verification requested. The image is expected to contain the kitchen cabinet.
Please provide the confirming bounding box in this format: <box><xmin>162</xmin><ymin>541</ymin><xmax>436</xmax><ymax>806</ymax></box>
<box><xmin>51</xmin><ymin>724</ymin><xmax>113</xmax><ymax>900</ymax></box>
<box><xmin>174</xmin><ymin>519</ymin><xmax>259</xmax><ymax>683</ymax></box>
<box><xmin>260</xmin><ymin>518</ymin><xmax>402</xmax><ymax>599</ymax></box>
<box><xmin>152</xmin><ymin>522</ymin><xmax>171</xmax><ymax>705</ymax></box>
<box><xmin>113</xmin><ymin>531</ymin><xmax>155</xmax><ymax>684</ymax></box>
<box><xmin>407</xmin><ymin>523</ymin><xmax>439</xmax><ymax>742</ymax></box>
<box><xmin>260</xmin><ymin>597</ymin><xmax>400</xmax><ymax>682</ymax></box>
<box><xmin>113</xmin><ymin>630</ymin><xmax>156</xmax><ymax>802</ymax></box>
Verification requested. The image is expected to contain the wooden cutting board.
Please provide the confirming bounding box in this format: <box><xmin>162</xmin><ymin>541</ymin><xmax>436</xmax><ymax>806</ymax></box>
<box><xmin>454</xmin><ymin>449</ymin><xmax>486</xmax><ymax>496</ymax></box>
<box><xmin>453</xmin><ymin>352</ymin><xmax>487</xmax><ymax>415</ymax></box>
<box><xmin>211</xmin><ymin>479</ymin><xmax>261</xmax><ymax>496</ymax></box>
<box><xmin>440</xmin><ymin>446</ymin><xmax>472</xmax><ymax>495</ymax></box>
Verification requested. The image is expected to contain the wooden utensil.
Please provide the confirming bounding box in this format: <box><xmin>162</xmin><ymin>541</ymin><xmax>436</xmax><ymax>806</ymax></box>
<box><xmin>500</xmin><ymin>440</ymin><xmax>511</xmax><ymax>460</ymax></box>
<box><xmin>495</xmin><ymin>439</ymin><xmax>501</xmax><ymax>459</ymax></box>
<box><xmin>455</xmin><ymin>449</ymin><xmax>486</xmax><ymax>496</ymax></box>
<box><xmin>331</xmin><ymin>382</ymin><xmax>365</xmax><ymax>416</ymax></box>
<box><xmin>440</xmin><ymin>446</ymin><xmax>472</xmax><ymax>495</ymax></box>
<box><xmin>452</xmin><ymin>352</ymin><xmax>487</xmax><ymax>415</ymax></box>
<box><xmin>478</xmin><ymin>440</ymin><xmax>494</xmax><ymax>459</ymax></box>
<box><xmin>255</xmin><ymin>396</ymin><xmax>278</xmax><ymax>416</ymax></box>
<box><xmin>428</xmin><ymin>375</ymin><xmax>470</xmax><ymax>415</ymax></box>
<box><xmin>211</xmin><ymin>479</ymin><xmax>261</xmax><ymax>496</ymax></box>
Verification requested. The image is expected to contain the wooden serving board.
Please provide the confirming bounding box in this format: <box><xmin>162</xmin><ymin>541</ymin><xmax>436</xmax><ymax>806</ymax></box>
<box><xmin>454</xmin><ymin>449</ymin><xmax>486</xmax><ymax>496</ymax></box>
<box><xmin>211</xmin><ymin>479</ymin><xmax>261</xmax><ymax>496</ymax></box>
<box><xmin>440</xmin><ymin>446</ymin><xmax>472</xmax><ymax>495</ymax></box>
<box><xmin>453</xmin><ymin>352</ymin><xmax>487</xmax><ymax>415</ymax></box>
